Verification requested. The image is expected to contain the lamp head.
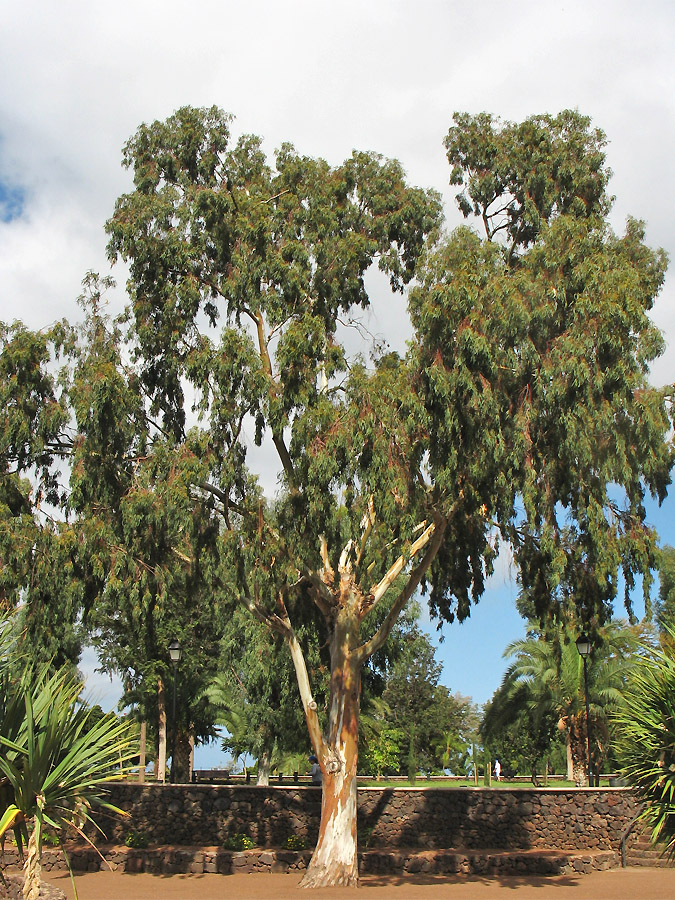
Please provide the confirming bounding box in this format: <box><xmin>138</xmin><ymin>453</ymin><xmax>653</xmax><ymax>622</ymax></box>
<box><xmin>575</xmin><ymin>634</ymin><xmax>591</xmax><ymax>658</ymax></box>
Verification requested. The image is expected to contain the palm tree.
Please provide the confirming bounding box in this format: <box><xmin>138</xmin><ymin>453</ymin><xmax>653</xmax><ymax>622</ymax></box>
<box><xmin>0</xmin><ymin>626</ymin><xmax>136</xmax><ymax>900</ymax></box>
<box><xmin>613</xmin><ymin>620</ymin><xmax>675</xmax><ymax>859</ymax></box>
<box><xmin>489</xmin><ymin>619</ymin><xmax>637</xmax><ymax>785</ymax></box>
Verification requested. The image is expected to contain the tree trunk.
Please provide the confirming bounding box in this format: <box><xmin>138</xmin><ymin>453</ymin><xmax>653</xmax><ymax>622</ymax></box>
<box><xmin>301</xmin><ymin>600</ymin><xmax>361</xmax><ymax>888</ymax></box>
<box><xmin>567</xmin><ymin>718</ymin><xmax>588</xmax><ymax>786</ymax></box>
<box><xmin>22</xmin><ymin>821</ymin><xmax>41</xmax><ymax>900</ymax></box>
<box><xmin>138</xmin><ymin>720</ymin><xmax>146</xmax><ymax>784</ymax></box>
<box><xmin>157</xmin><ymin>677</ymin><xmax>167</xmax><ymax>783</ymax></box>
<box><xmin>172</xmin><ymin>729</ymin><xmax>192</xmax><ymax>783</ymax></box>
<box><xmin>566</xmin><ymin>735</ymin><xmax>574</xmax><ymax>782</ymax></box>
<box><xmin>257</xmin><ymin>747</ymin><xmax>271</xmax><ymax>786</ymax></box>
<box><xmin>408</xmin><ymin>724</ymin><xmax>417</xmax><ymax>784</ymax></box>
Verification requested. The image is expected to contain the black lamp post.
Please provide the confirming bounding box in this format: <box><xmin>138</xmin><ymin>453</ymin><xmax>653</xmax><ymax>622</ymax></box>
<box><xmin>575</xmin><ymin>634</ymin><xmax>592</xmax><ymax>786</ymax></box>
<box><xmin>169</xmin><ymin>640</ymin><xmax>182</xmax><ymax>784</ymax></box>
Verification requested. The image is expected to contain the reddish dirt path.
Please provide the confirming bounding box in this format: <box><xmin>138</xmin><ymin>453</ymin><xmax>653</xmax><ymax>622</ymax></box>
<box><xmin>44</xmin><ymin>867</ymin><xmax>674</xmax><ymax>900</ymax></box>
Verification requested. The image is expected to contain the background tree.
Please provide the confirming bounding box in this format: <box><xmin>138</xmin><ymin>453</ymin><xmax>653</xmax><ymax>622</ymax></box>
<box><xmin>0</xmin><ymin>322</ymin><xmax>83</xmax><ymax>671</ymax></box>
<box><xmin>433</xmin><ymin>693</ymin><xmax>481</xmax><ymax>777</ymax></box>
<box><xmin>65</xmin><ymin>281</ymin><xmax>225</xmax><ymax>781</ymax></box>
<box><xmin>489</xmin><ymin>619</ymin><xmax>638</xmax><ymax>784</ymax></box>
<box><xmin>90</xmin><ymin>105</ymin><xmax>672</xmax><ymax>886</ymax></box>
<box><xmin>482</xmin><ymin>683</ymin><xmax>561</xmax><ymax>783</ymax></box>
<box><xmin>380</xmin><ymin>624</ymin><xmax>475</xmax><ymax>779</ymax></box>
<box><xmin>210</xmin><ymin>604</ymin><xmax>329</xmax><ymax>785</ymax></box>
<box><xmin>656</xmin><ymin>546</ymin><xmax>675</xmax><ymax>639</ymax></box>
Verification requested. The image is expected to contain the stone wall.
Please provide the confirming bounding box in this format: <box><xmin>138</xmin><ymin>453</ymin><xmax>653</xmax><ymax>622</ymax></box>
<box><xmin>97</xmin><ymin>783</ymin><xmax>637</xmax><ymax>853</ymax></box>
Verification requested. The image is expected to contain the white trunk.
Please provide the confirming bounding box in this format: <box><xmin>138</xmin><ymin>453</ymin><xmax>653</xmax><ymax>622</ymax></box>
<box><xmin>302</xmin><ymin>770</ymin><xmax>358</xmax><ymax>887</ymax></box>
<box><xmin>257</xmin><ymin>749</ymin><xmax>271</xmax><ymax>787</ymax></box>
<box><xmin>157</xmin><ymin>677</ymin><xmax>167</xmax><ymax>783</ymax></box>
<box><xmin>138</xmin><ymin>720</ymin><xmax>147</xmax><ymax>784</ymax></box>
<box><xmin>301</xmin><ymin>586</ymin><xmax>360</xmax><ymax>888</ymax></box>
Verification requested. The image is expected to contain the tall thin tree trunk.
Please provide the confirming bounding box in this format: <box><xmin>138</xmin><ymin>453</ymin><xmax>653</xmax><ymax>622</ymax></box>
<box><xmin>189</xmin><ymin>730</ymin><xmax>195</xmax><ymax>782</ymax></box>
<box><xmin>138</xmin><ymin>720</ymin><xmax>146</xmax><ymax>784</ymax></box>
<box><xmin>566</xmin><ymin>733</ymin><xmax>574</xmax><ymax>782</ymax></box>
<box><xmin>157</xmin><ymin>676</ymin><xmax>167</xmax><ymax>783</ymax></box>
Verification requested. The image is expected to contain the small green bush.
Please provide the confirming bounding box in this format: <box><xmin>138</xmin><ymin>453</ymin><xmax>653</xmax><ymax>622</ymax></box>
<box><xmin>284</xmin><ymin>834</ymin><xmax>306</xmax><ymax>850</ymax></box>
<box><xmin>223</xmin><ymin>833</ymin><xmax>255</xmax><ymax>851</ymax></box>
<box><xmin>125</xmin><ymin>830</ymin><xmax>149</xmax><ymax>849</ymax></box>
<box><xmin>42</xmin><ymin>832</ymin><xmax>60</xmax><ymax>847</ymax></box>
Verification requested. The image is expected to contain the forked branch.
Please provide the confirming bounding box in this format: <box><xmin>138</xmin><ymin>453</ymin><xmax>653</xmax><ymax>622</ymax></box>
<box><xmin>356</xmin><ymin>515</ymin><xmax>446</xmax><ymax>663</ymax></box>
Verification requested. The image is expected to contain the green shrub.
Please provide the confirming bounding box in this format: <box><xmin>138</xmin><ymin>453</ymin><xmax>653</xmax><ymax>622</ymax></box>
<box><xmin>125</xmin><ymin>830</ymin><xmax>149</xmax><ymax>848</ymax></box>
<box><xmin>284</xmin><ymin>834</ymin><xmax>306</xmax><ymax>850</ymax></box>
<box><xmin>223</xmin><ymin>833</ymin><xmax>255</xmax><ymax>851</ymax></box>
<box><xmin>41</xmin><ymin>831</ymin><xmax>60</xmax><ymax>847</ymax></box>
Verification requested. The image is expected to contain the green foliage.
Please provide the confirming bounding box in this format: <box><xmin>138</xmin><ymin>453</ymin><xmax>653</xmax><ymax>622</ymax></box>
<box><xmin>359</xmin><ymin>720</ymin><xmax>403</xmax><ymax>778</ymax></box>
<box><xmin>209</xmin><ymin>590</ymin><xmax>329</xmax><ymax>780</ymax></box>
<box><xmin>1</xmin><ymin>105</ymin><xmax>671</xmax><ymax>886</ymax></box>
<box><xmin>485</xmin><ymin>619</ymin><xmax>639</xmax><ymax>784</ymax></box>
<box><xmin>223</xmin><ymin>833</ymin><xmax>255</xmax><ymax>851</ymax></box>
<box><xmin>483</xmin><ymin>695</ymin><xmax>560</xmax><ymax>781</ymax></box>
<box><xmin>656</xmin><ymin>546</ymin><xmax>675</xmax><ymax>636</ymax></box>
<box><xmin>0</xmin><ymin>619</ymin><xmax>137</xmax><ymax>897</ymax></box>
<box><xmin>125</xmin><ymin>830</ymin><xmax>149</xmax><ymax>848</ymax></box>
<box><xmin>445</xmin><ymin>110</ymin><xmax>611</xmax><ymax>256</ymax></box>
<box><xmin>375</xmin><ymin>623</ymin><xmax>479</xmax><ymax>778</ymax></box>
<box><xmin>614</xmin><ymin>621</ymin><xmax>675</xmax><ymax>859</ymax></box>
<box><xmin>284</xmin><ymin>834</ymin><xmax>307</xmax><ymax>850</ymax></box>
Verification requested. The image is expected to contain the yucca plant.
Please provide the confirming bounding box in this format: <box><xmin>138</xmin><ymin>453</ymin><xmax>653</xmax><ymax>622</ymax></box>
<box><xmin>613</xmin><ymin>623</ymin><xmax>675</xmax><ymax>860</ymax></box>
<box><xmin>0</xmin><ymin>653</ymin><xmax>137</xmax><ymax>899</ymax></box>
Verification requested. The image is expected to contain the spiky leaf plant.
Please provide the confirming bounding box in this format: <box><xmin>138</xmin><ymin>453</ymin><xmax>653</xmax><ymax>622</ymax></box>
<box><xmin>614</xmin><ymin>622</ymin><xmax>675</xmax><ymax>860</ymax></box>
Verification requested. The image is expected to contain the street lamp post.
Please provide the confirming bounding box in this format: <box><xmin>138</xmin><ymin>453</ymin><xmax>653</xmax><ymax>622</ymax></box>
<box><xmin>169</xmin><ymin>640</ymin><xmax>182</xmax><ymax>784</ymax></box>
<box><xmin>575</xmin><ymin>634</ymin><xmax>592</xmax><ymax>787</ymax></box>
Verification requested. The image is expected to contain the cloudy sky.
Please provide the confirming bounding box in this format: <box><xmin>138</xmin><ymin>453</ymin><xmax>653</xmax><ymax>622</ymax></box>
<box><xmin>2</xmin><ymin>1</ymin><xmax>674</xmax><ymax>761</ymax></box>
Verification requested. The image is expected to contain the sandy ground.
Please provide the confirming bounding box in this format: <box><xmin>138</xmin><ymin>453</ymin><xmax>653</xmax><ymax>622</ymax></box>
<box><xmin>42</xmin><ymin>867</ymin><xmax>674</xmax><ymax>900</ymax></box>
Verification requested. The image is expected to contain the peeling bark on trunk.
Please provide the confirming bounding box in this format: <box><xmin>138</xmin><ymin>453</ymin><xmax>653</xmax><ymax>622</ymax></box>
<box><xmin>301</xmin><ymin>590</ymin><xmax>361</xmax><ymax>888</ymax></box>
<box><xmin>277</xmin><ymin>520</ymin><xmax>444</xmax><ymax>888</ymax></box>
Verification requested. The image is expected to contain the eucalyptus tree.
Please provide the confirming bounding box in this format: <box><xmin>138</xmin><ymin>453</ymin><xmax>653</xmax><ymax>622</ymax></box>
<box><xmin>211</xmin><ymin>602</ymin><xmax>329</xmax><ymax>785</ymax></box>
<box><xmin>65</xmin><ymin>280</ymin><xmax>226</xmax><ymax>781</ymax></box>
<box><xmin>79</xmin><ymin>105</ymin><xmax>670</xmax><ymax>886</ymax></box>
<box><xmin>0</xmin><ymin>321</ymin><xmax>86</xmax><ymax>670</ymax></box>
<box><xmin>656</xmin><ymin>546</ymin><xmax>675</xmax><ymax>638</ymax></box>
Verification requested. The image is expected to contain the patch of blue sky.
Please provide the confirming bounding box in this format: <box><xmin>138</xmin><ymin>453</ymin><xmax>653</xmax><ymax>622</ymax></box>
<box><xmin>0</xmin><ymin>179</ymin><xmax>25</xmax><ymax>222</ymax></box>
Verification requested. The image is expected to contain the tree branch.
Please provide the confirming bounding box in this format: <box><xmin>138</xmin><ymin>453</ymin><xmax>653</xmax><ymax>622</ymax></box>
<box><xmin>356</xmin><ymin>515</ymin><xmax>447</xmax><ymax>663</ymax></box>
<box><xmin>284</xmin><ymin>626</ymin><xmax>326</xmax><ymax>759</ymax></box>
